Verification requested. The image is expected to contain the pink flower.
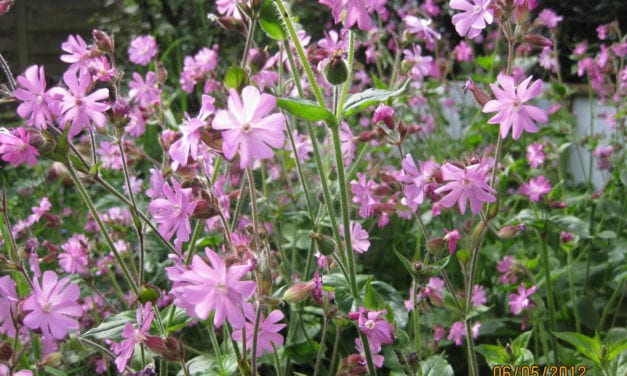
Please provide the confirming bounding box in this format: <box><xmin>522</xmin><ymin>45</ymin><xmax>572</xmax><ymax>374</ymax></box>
<box><xmin>168</xmin><ymin>248</ymin><xmax>256</xmax><ymax>328</ymax></box>
<box><xmin>537</xmin><ymin>9</ymin><xmax>563</xmax><ymax>29</ymax></box>
<box><xmin>97</xmin><ymin>141</ymin><xmax>123</xmax><ymax>170</ymax></box>
<box><xmin>350</xmin><ymin>308</ymin><xmax>394</xmax><ymax>348</ymax></box>
<box><xmin>443</xmin><ymin>228</ymin><xmax>461</xmax><ymax>254</ymax></box>
<box><xmin>403</xmin><ymin>16</ymin><xmax>441</xmax><ymax>46</ymax></box>
<box><xmin>447</xmin><ymin>321</ymin><xmax>480</xmax><ymax>346</ymax></box>
<box><xmin>434</xmin><ymin>161</ymin><xmax>496</xmax><ymax>215</ymax></box>
<box><xmin>212</xmin><ymin>86</ymin><xmax>286</xmax><ymax>169</ymax></box>
<box><xmin>483</xmin><ymin>73</ymin><xmax>548</xmax><ymax>140</ymax></box>
<box><xmin>14</xmin><ymin>65</ymin><xmax>54</xmax><ymax>129</ymax></box>
<box><xmin>59</xmin><ymin>234</ymin><xmax>90</xmax><ymax>275</ymax></box>
<box><xmin>112</xmin><ymin>302</ymin><xmax>154</xmax><ymax>372</ymax></box>
<box><xmin>128</xmin><ymin>35</ymin><xmax>157</xmax><ymax>66</ymax></box>
<box><xmin>216</xmin><ymin>0</ymin><xmax>242</xmax><ymax>19</ymax></box>
<box><xmin>60</xmin><ymin>35</ymin><xmax>92</xmax><ymax>73</ymax></box>
<box><xmin>450</xmin><ymin>0</ymin><xmax>494</xmax><ymax>39</ymax></box>
<box><xmin>497</xmin><ymin>256</ymin><xmax>519</xmax><ymax>284</ymax></box>
<box><xmin>526</xmin><ymin>142</ymin><xmax>545</xmax><ymax>168</ymax></box>
<box><xmin>341</xmin><ymin>221</ymin><xmax>371</xmax><ymax>254</ymax></box>
<box><xmin>519</xmin><ymin>175</ymin><xmax>551</xmax><ymax>202</ymax></box>
<box><xmin>508</xmin><ymin>284</ymin><xmax>537</xmax><ymax>315</ymax></box>
<box><xmin>421</xmin><ymin>277</ymin><xmax>445</xmax><ymax>305</ymax></box>
<box><xmin>0</xmin><ymin>128</ymin><xmax>39</xmax><ymax>166</ymax></box>
<box><xmin>128</xmin><ymin>71</ymin><xmax>161</xmax><ymax>107</ymax></box>
<box><xmin>354</xmin><ymin>338</ymin><xmax>385</xmax><ymax>368</ymax></box>
<box><xmin>471</xmin><ymin>284</ymin><xmax>487</xmax><ymax>307</ymax></box>
<box><xmin>351</xmin><ymin>172</ymin><xmax>378</xmax><ymax>219</ymax></box>
<box><xmin>400</xmin><ymin>155</ymin><xmax>440</xmax><ymax>211</ymax></box>
<box><xmin>50</xmin><ymin>70</ymin><xmax>110</xmax><ymax>137</ymax></box>
<box><xmin>27</xmin><ymin>197</ymin><xmax>51</xmax><ymax>224</ymax></box>
<box><xmin>148</xmin><ymin>178</ymin><xmax>198</xmax><ymax>250</ymax></box>
<box><xmin>169</xmin><ymin>95</ymin><xmax>214</xmax><ymax>168</ymax></box>
<box><xmin>403</xmin><ymin>45</ymin><xmax>433</xmax><ymax>80</ymax></box>
<box><xmin>286</xmin><ymin>130</ymin><xmax>313</xmax><ymax>163</ymax></box>
<box><xmin>231</xmin><ymin>303</ymin><xmax>286</xmax><ymax>357</ymax></box>
<box><xmin>22</xmin><ymin>271</ymin><xmax>83</xmax><ymax>340</ymax></box>
<box><xmin>0</xmin><ymin>275</ymin><xmax>18</xmax><ymax>337</ymax></box>
<box><xmin>319</xmin><ymin>0</ymin><xmax>376</xmax><ymax>31</ymax></box>
<box><xmin>453</xmin><ymin>41</ymin><xmax>473</xmax><ymax>62</ymax></box>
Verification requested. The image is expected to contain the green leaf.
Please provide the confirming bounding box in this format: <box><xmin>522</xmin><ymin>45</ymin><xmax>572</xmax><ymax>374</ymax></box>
<box><xmin>476</xmin><ymin>55</ymin><xmax>495</xmax><ymax>70</ymax></box>
<box><xmin>421</xmin><ymin>355</ymin><xmax>454</xmax><ymax>376</ymax></box>
<box><xmin>277</xmin><ymin>97</ymin><xmax>338</xmax><ymax>126</ymax></box>
<box><xmin>476</xmin><ymin>344</ymin><xmax>509</xmax><ymax>368</ymax></box>
<box><xmin>364</xmin><ymin>280</ymin><xmax>386</xmax><ymax>311</ymax></box>
<box><xmin>285</xmin><ymin>341</ymin><xmax>320</xmax><ymax>364</ymax></box>
<box><xmin>223</xmin><ymin>65</ymin><xmax>248</xmax><ymax>91</ymax></box>
<box><xmin>342</xmin><ymin>79</ymin><xmax>410</xmax><ymax>117</ymax></box>
<box><xmin>512</xmin><ymin>330</ymin><xmax>533</xmax><ymax>350</ymax></box>
<box><xmin>392</xmin><ymin>248</ymin><xmax>420</xmax><ymax>280</ymax></box>
<box><xmin>162</xmin><ymin>305</ymin><xmax>192</xmax><ymax>333</ymax></box>
<box><xmin>550</xmin><ymin>215</ymin><xmax>590</xmax><ymax>238</ymax></box>
<box><xmin>259</xmin><ymin>0</ymin><xmax>286</xmax><ymax>40</ymax></box>
<box><xmin>183</xmin><ymin>353</ymin><xmax>238</xmax><ymax>376</ymax></box>
<box><xmin>44</xmin><ymin>367</ymin><xmax>68</xmax><ymax>376</ymax></box>
<box><xmin>554</xmin><ymin>331</ymin><xmax>602</xmax><ymax>363</ymax></box>
<box><xmin>597</xmin><ymin>230</ymin><xmax>617</xmax><ymax>240</ymax></box>
<box><xmin>371</xmin><ymin>281</ymin><xmax>409</xmax><ymax>328</ymax></box>
<box><xmin>82</xmin><ymin>310</ymin><xmax>135</xmax><ymax>341</ymax></box>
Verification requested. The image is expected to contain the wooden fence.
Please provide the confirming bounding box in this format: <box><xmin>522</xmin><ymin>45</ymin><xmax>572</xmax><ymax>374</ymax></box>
<box><xmin>0</xmin><ymin>0</ymin><xmax>102</xmax><ymax>79</ymax></box>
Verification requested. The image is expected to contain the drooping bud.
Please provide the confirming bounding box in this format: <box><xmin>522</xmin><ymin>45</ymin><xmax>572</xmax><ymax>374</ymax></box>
<box><xmin>427</xmin><ymin>237</ymin><xmax>446</xmax><ymax>255</ymax></box>
<box><xmin>0</xmin><ymin>341</ymin><xmax>12</xmax><ymax>361</ymax></box>
<box><xmin>138</xmin><ymin>285</ymin><xmax>160</xmax><ymax>305</ymax></box>
<box><xmin>357</xmin><ymin>130</ymin><xmax>380</xmax><ymax>143</ymax></box>
<box><xmin>324</xmin><ymin>51</ymin><xmax>349</xmax><ymax>85</ymax></box>
<box><xmin>373</xmin><ymin>105</ymin><xmax>395</xmax><ymax>130</ymax></box>
<box><xmin>283</xmin><ymin>281</ymin><xmax>316</xmax><ymax>303</ymax></box>
<box><xmin>92</xmin><ymin>29</ymin><xmax>114</xmax><ymax>54</ymax></box>
<box><xmin>497</xmin><ymin>225</ymin><xmax>520</xmax><ymax>239</ymax></box>
<box><xmin>145</xmin><ymin>335</ymin><xmax>185</xmax><ymax>361</ymax></box>
<box><xmin>191</xmin><ymin>199</ymin><xmax>220</xmax><ymax>220</ymax></box>
<box><xmin>524</xmin><ymin>34</ymin><xmax>553</xmax><ymax>48</ymax></box>
<box><xmin>464</xmin><ymin>78</ymin><xmax>490</xmax><ymax>107</ymax></box>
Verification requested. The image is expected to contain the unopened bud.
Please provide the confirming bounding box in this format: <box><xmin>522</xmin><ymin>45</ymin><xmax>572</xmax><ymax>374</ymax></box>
<box><xmin>470</xmin><ymin>222</ymin><xmax>487</xmax><ymax>247</ymax></box>
<box><xmin>486</xmin><ymin>201</ymin><xmax>499</xmax><ymax>221</ymax></box>
<box><xmin>427</xmin><ymin>237</ymin><xmax>446</xmax><ymax>255</ymax></box>
<box><xmin>372</xmin><ymin>185</ymin><xmax>391</xmax><ymax>195</ymax></box>
<box><xmin>138</xmin><ymin>285</ymin><xmax>160</xmax><ymax>305</ymax></box>
<box><xmin>464</xmin><ymin>78</ymin><xmax>490</xmax><ymax>107</ymax></box>
<box><xmin>249</xmin><ymin>50</ymin><xmax>267</xmax><ymax>73</ymax></box>
<box><xmin>283</xmin><ymin>281</ymin><xmax>316</xmax><ymax>303</ymax></box>
<box><xmin>40</xmin><ymin>352</ymin><xmax>62</xmax><ymax>367</ymax></box>
<box><xmin>497</xmin><ymin>225</ymin><xmax>520</xmax><ymax>239</ymax></box>
<box><xmin>0</xmin><ymin>341</ymin><xmax>12</xmax><ymax>361</ymax></box>
<box><xmin>156</xmin><ymin>62</ymin><xmax>168</xmax><ymax>84</ymax></box>
<box><xmin>310</xmin><ymin>231</ymin><xmax>336</xmax><ymax>256</ymax></box>
<box><xmin>324</xmin><ymin>53</ymin><xmax>348</xmax><ymax>86</ymax></box>
<box><xmin>215</xmin><ymin>16</ymin><xmax>246</xmax><ymax>33</ymax></box>
<box><xmin>191</xmin><ymin>200</ymin><xmax>220</xmax><ymax>219</ymax></box>
<box><xmin>357</xmin><ymin>130</ymin><xmax>380</xmax><ymax>143</ymax></box>
<box><xmin>26</xmin><ymin>128</ymin><xmax>56</xmax><ymax>156</ymax></box>
<box><xmin>524</xmin><ymin>34</ymin><xmax>553</xmax><ymax>48</ymax></box>
<box><xmin>111</xmin><ymin>99</ymin><xmax>131</xmax><ymax>128</ymax></box>
<box><xmin>146</xmin><ymin>335</ymin><xmax>185</xmax><ymax>361</ymax></box>
<box><xmin>0</xmin><ymin>0</ymin><xmax>13</xmax><ymax>16</ymax></box>
<box><xmin>92</xmin><ymin>29</ymin><xmax>114</xmax><ymax>53</ymax></box>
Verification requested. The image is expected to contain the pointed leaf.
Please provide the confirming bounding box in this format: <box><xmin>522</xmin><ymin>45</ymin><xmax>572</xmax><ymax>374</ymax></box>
<box><xmin>554</xmin><ymin>331</ymin><xmax>601</xmax><ymax>363</ymax></box>
<box><xmin>82</xmin><ymin>310</ymin><xmax>135</xmax><ymax>341</ymax></box>
<box><xmin>421</xmin><ymin>355</ymin><xmax>454</xmax><ymax>376</ymax></box>
<box><xmin>277</xmin><ymin>97</ymin><xmax>338</xmax><ymax>126</ymax></box>
<box><xmin>343</xmin><ymin>79</ymin><xmax>410</xmax><ymax>116</ymax></box>
<box><xmin>259</xmin><ymin>0</ymin><xmax>286</xmax><ymax>40</ymax></box>
<box><xmin>392</xmin><ymin>248</ymin><xmax>420</xmax><ymax>280</ymax></box>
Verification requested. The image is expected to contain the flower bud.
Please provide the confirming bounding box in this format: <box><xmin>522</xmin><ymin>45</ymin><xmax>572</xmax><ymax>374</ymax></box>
<box><xmin>40</xmin><ymin>352</ymin><xmax>62</xmax><ymax>367</ymax></box>
<box><xmin>191</xmin><ymin>200</ymin><xmax>220</xmax><ymax>219</ymax></box>
<box><xmin>145</xmin><ymin>335</ymin><xmax>185</xmax><ymax>361</ymax></box>
<box><xmin>357</xmin><ymin>130</ymin><xmax>380</xmax><ymax>143</ymax></box>
<box><xmin>26</xmin><ymin>128</ymin><xmax>56</xmax><ymax>156</ymax></box>
<box><xmin>283</xmin><ymin>281</ymin><xmax>316</xmax><ymax>303</ymax></box>
<box><xmin>497</xmin><ymin>225</ymin><xmax>519</xmax><ymax>239</ymax></box>
<box><xmin>92</xmin><ymin>29</ymin><xmax>114</xmax><ymax>53</ymax></box>
<box><xmin>0</xmin><ymin>341</ymin><xmax>12</xmax><ymax>361</ymax></box>
<box><xmin>464</xmin><ymin>78</ymin><xmax>490</xmax><ymax>107</ymax></box>
<box><xmin>324</xmin><ymin>53</ymin><xmax>349</xmax><ymax>86</ymax></box>
<box><xmin>249</xmin><ymin>49</ymin><xmax>268</xmax><ymax>73</ymax></box>
<box><xmin>560</xmin><ymin>231</ymin><xmax>574</xmax><ymax>244</ymax></box>
<box><xmin>215</xmin><ymin>16</ymin><xmax>247</xmax><ymax>34</ymax></box>
<box><xmin>111</xmin><ymin>99</ymin><xmax>131</xmax><ymax>128</ymax></box>
<box><xmin>486</xmin><ymin>201</ymin><xmax>499</xmax><ymax>221</ymax></box>
<box><xmin>470</xmin><ymin>222</ymin><xmax>487</xmax><ymax>247</ymax></box>
<box><xmin>524</xmin><ymin>34</ymin><xmax>553</xmax><ymax>48</ymax></box>
<box><xmin>138</xmin><ymin>285</ymin><xmax>160</xmax><ymax>305</ymax></box>
<box><xmin>427</xmin><ymin>237</ymin><xmax>446</xmax><ymax>255</ymax></box>
<box><xmin>310</xmin><ymin>231</ymin><xmax>336</xmax><ymax>256</ymax></box>
<box><xmin>0</xmin><ymin>0</ymin><xmax>13</xmax><ymax>16</ymax></box>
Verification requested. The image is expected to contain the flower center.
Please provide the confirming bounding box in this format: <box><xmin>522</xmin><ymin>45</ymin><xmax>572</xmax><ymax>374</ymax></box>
<box><xmin>364</xmin><ymin>319</ymin><xmax>376</xmax><ymax>330</ymax></box>
<box><xmin>215</xmin><ymin>282</ymin><xmax>228</xmax><ymax>295</ymax></box>
<box><xmin>241</xmin><ymin>122</ymin><xmax>252</xmax><ymax>133</ymax></box>
<box><xmin>513</xmin><ymin>99</ymin><xmax>522</xmax><ymax>111</ymax></box>
<box><xmin>41</xmin><ymin>301</ymin><xmax>52</xmax><ymax>312</ymax></box>
<box><xmin>75</xmin><ymin>98</ymin><xmax>84</xmax><ymax>106</ymax></box>
<box><xmin>473</xmin><ymin>5</ymin><xmax>483</xmax><ymax>14</ymax></box>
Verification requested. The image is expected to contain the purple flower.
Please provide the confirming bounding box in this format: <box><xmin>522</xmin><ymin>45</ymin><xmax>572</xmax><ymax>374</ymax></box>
<box><xmin>483</xmin><ymin>73</ymin><xmax>548</xmax><ymax>140</ymax></box>
<box><xmin>447</xmin><ymin>321</ymin><xmax>480</xmax><ymax>346</ymax></box>
<box><xmin>148</xmin><ymin>178</ymin><xmax>198</xmax><ymax>250</ymax></box>
<box><xmin>537</xmin><ymin>9</ymin><xmax>563</xmax><ymax>29</ymax></box>
<box><xmin>231</xmin><ymin>303</ymin><xmax>286</xmax><ymax>357</ymax></box>
<box><xmin>60</xmin><ymin>35</ymin><xmax>92</xmax><ymax>73</ymax></box>
<box><xmin>14</xmin><ymin>65</ymin><xmax>54</xmax><ymax>129</ymax></box>
<box><xmin>403</xmin><ymin>45</ymin><xmax>433</xmax><ymax>80</ymax></box>
<box><xmin>319</xmin><ymin>0</ymin><xmax>376</xmax><ymax>31</ymax></box>
<box><xmin>434</xmin><ymin>161</ymin><xmax>496</xmax><ymax>215</ymax></box>
<box><xmin>519</xmin><ymin>176</ymin><xmax>552</xmax><ymax>202</ymax></box>
<box><xmin>128</xmin><ymin>35</ymin><xmax>157</xmax><ymax>66</ymax></box>
<box><xmin>355</xmin><ymin>338</ymin><xmax>385</xmax><ymax>368</ymax></box>
<box><xmin>450</xmin><ymin>0</ymin><xmax>494</xmax><ymax>39</ymax></box>
<box><xmin>168</xmin><ymin>248</ymin><xmax>256</xmax><ymax>328</ymax></box>
<box><xmin>169</xmin><ymin>95</ymin><xmax>214</xmax><ymax>168</ymax></box>
<box><xmin>286</xmin><ymin>130</ymin><xmax>313</xmax><ymax>163</ymax></box>
<box><xmin>59</xmin><ymin>234</ymin><xmax>90</xmax><ymax>275</ymax></box>
<box><xmin>497</xmin><ymin>256</ymin><xmax>519</xmax><ymax>284</ymax></box>
<box><xmin>112</xmin><ymin>302</ymin><xmax>155</xmax><ymax>372</ymax></box>
<box><xmin>471</xmin><ymin>285</ymin><xmax>487</xmax><ymax>307</ymax></box>
<box><xmin>128</xmin><ymin>71</ymin><xmax>161</xmax><ymax>107</ymax></box>
<box><xmin>97</xmin><ymin>141</ymin><xmax>123</xmax><ymax>170</ymax></box>
<box><xmin>351</xmin><ymin>173</ymin><xmax>378</xmax><ymax>219</ymax></box>
<box><xmin>22</xmin><ymin>271</ymin><xmax>83</xmax><ymax>340</ymax></box>
<box><xmin>212</xmin><ymin>86</ymin><xmax>286</xmax><ymax>169</ymax></box>
<box><xmin>341</xmin><ymin>221</ymin><xmax>371</xmax><ymax>254</ymax></box>
<box><xmin>443</xmin><ymin>228</ymin><xmax>461</xmax><ymax>254</ymax></box>
<box><xmin>403</xmin><ymin>16</ymin><xmax>441</xmax><ymax>46</ymax></box>
<box><xmin>421</xmin><ymin>277</ymin><xmax>445</xmax><ymax>305</ymax></box>
<box><xmin>0</xmin><ymin>128</ymin><xmax>39</xmax><ymax>167</ymax></box>
<box><xmin>453</xmin><ymin>41</ymin><xmax>473</xmax><ymax>62</ymax></box>
<box><xmin>508</xmin><ymin>284</ymin><xmax>537</xmax><ymax>315</ymax></box>
<box><xmin>50</xmin><ymin>70</ymin><xmax>110</xmax><ymax>137</ymax></box>
<box><xmin>350</xmin><ymin>308</ymin><xmax>394</xmax><ymax>349</ymax></box>
<box><xmin>0</xmin><ymin>275</ymin><xmax>18</xmax><ymax>337</ymax></box>
<box><xmin>526</xmin><ymin>142</ymin><xmax>545</xmax><ymax>168</ymax></box>
<box><xmin>400</xmin><ymin>155</ymin><xmax>440</xmax><ymax>211</ymax></box>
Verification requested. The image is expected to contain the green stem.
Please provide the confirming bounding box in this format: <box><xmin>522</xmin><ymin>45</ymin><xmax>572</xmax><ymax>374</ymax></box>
<box><xmin>539</xmin><ymin>230</ymin><xmax>559</xmax><ymax>362</ymax></box>
<box><xmin>271</xmin><ymin>343</ymin><xmax>284</xmax><ymax>376</ymax></box>
<box><xmin>250</xmin><ymin>303</ymin><xmax>263</xmax><ymax>375</ymax></box>
<box><xmin>66</xmin><ymin>162</ymin><xmax>139</xmax><ymax>294</ymax></box>
<box><xmin>208</xmin><ymin>326</ymin><xmax>225</xmax><ymax>375</ymax></box>
<box><xmin>329</xmin><ymin>322</ymin><xmax>341</xmax><ymax>375</ymax></box>
<box><xmin>336</xmin><ymin>30</ymin><xmax>355</xmax><ymax>120</ymax></box>
<box><xmin>599</xmin><ymin>278</ymin><xmax>624</xmax><ymax>330</ymax></box>
<box><xmin>566</xmin><ymin>248</ymin><xmax>581</xmax><ymax>332</ymax></box>
<box><xmin>313</xmin><ymin>312</ymin><xmax>328</xmax><ymax>376</ymax></box>
<box><xmin>0</xmin><ymin>187</ymin><xmax>18</xmax><ymax>262</ymax></box>
<box><xmin>185</xmin><ymin>220</ymin><xmax>203</xmax><ymax>264</ymax></box>
<box><xmin>284</xmin><ymin>117</ymin><xmax>316</xmax><ymax>222</ymax></box>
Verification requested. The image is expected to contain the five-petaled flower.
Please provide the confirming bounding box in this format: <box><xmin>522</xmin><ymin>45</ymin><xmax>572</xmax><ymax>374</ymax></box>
<box><xmin>434</xmin><ymin>161</ymin><xmax>496</xmax><ymax>214</ymax></box>
<box><xmin>212</xmin><ymin>86</ymin><xmax>285</xmax><ymax>169</ymax></box>
<box><xmin>450</xmin><ymin>0</ymin><xmax>494</xmax><ymax>39</ymax></box>
<box><xmin>231</xmin><ymin>303</ymin><xmax>286</xmax><ymax>358</ymax></box>
<box><xmin>483</xmin><ymin>73</ymin><xmax>548</xmax><ymax>140</ymax></box>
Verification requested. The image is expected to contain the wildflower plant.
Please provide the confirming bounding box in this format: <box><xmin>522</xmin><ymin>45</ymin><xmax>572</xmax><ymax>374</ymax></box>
<box><xmin>0</xmin><ymin>1</ymin><xmax>624</xmax><ymax>375</ymax></box>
